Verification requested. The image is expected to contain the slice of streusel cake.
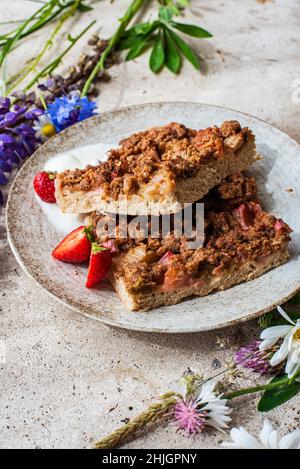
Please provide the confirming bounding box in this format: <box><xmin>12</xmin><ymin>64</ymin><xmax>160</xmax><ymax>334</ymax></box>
<box><xmin>85</xmin><ymin>173</ymin><xmax>291</xmax><ymax>311</ymax></box>
<box><xmin>55</xmin><ymin>121</ymin><xmax>257</xmax><ymax>216</ymax></box>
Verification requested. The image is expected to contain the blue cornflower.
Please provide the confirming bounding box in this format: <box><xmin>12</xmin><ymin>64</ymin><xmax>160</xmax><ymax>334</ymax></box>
<box><xmin>46</xmin><ymin>91</ymin><xmax>97</xmax><ymax>132</ymax></box>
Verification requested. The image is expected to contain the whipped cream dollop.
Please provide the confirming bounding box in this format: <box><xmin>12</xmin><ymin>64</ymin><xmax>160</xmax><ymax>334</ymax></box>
<box><xmin>36</xmin><ymin>142</ymin><xmax>115</xmax><ymax>235</ymax></box>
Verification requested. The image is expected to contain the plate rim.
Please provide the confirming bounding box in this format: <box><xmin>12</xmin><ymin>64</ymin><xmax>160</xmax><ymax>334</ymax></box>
<box><xmin>6</xmin><ymin>101</ymin><xmax>300</xmax><ymax>333</ymax></box>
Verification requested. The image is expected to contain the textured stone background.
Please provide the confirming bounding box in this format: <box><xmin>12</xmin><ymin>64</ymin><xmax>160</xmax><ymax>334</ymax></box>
<box><xmin>0</xmin><ymin>0</ymin><xmax>300</xmax><ymax>449</ymax></box>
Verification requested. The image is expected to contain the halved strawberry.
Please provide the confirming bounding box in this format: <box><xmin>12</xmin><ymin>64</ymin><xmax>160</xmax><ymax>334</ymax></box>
<box><xmin>52</xmin><ymin>226</ymin><xmax>92</xmax><ymax>263</ymax></box>
<box><xmin>86</xmin><ymin>243</ymin><xmax>112</xmax><ymax>288</ymax></box>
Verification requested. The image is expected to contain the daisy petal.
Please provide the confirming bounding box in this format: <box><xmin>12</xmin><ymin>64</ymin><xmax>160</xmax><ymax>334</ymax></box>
<box><xmin>260</xmin><ymin>325</ymin><xmax>292</xmax><ymax>340</ymax></box>
<box><xmin>279</xmin><ymin>430</ymin><xmax>300</xmax><ymax>449</ymax></box>
<box><xmin>277</xmin><ymin>306</ymin><xmax>296</xmax><ymax>326</ymax></box>
<box><xmin>285</xmin><ymin>348</ymin><xmax>300</xmax><ymax>378</ymax></box>
<box><xmin>260</xmin><ymin>420</ymin><xmax>273</xmax><ymax>447</ymax></box>
<box><xmin>259</xmin><ymin>337</ymin><xmax>281</xmax><ymax>351</ymax></box>
<box><xmin>270</xmin><ymin>338</ymin><xmax>290</xmax><ymax>366</ymax></box>
<box><xmin>224</xmin><ymin>427</ymin><xmax>264</xmax><ymax>449</ymax></box>
<box><xmin>260</xmin><ymin>420</ymin><xmax>280</xmax><ymax>449</ymax></box>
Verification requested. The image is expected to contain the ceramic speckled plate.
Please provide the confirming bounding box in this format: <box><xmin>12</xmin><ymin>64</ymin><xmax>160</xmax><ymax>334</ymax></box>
<box><xmin>6</xmin><ymin>102</ymin><xmax>300</xmax><ymax>333</ymax></box>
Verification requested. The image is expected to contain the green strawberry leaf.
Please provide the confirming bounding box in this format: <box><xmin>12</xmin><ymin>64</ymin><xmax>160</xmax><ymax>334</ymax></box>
<box><xmin>91</xmin><ymin>243</ymin><xmax>108</xmax><ymax>254</ymax></box>
<box><xmin>84</xmin><ymin>226</ymin><xmax>94</xmax><ymax>243</ymax></box>
<box><xmin>46</xmin><ymin>171</ymin><xmax>57</xmax><ymax>180</ymax></box>
<box><xmin>258</xmin><ymin>374</ymin><xmax>300</xmax><ymax>412</ymax></box>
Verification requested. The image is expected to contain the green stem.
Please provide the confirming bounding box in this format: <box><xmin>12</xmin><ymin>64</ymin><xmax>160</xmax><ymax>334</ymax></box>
<box><xmin>7</xmin><ymin>0</ymin><xmax>82</xmax><ymax>94</ymax></box>
<box><xmin>0</xmin><ymin>1</ymin><xmax>50</xmax><ymax>68</ymax></box>
<box><xmin>0</xmin><ymin>1</ymin><xmax>75</xmax><ymax>46</ymax></box>
<box><xmin>224</xmin><ymin>371</ymin><xmax>300</xmax><ymax>400</ymax></box>
<box><xmin>24</xmin><ymin>20</ymin><xmax>96</xmax><ymax>91</ymax></box>
<box><xmin>81</xmin><ymin>0</ymin><xmax>148</xmax><ymax>97</ymax></box>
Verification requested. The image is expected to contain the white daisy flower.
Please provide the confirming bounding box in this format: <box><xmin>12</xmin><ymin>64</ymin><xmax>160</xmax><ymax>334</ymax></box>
<box><xmin>33</xmin><ymin>114</ymin><xmax>56</xmax><ymax>141</ymax></box>
<box><xmin>170</xmin><ymin>376</ymin><xmax>232</xmax><ymax>435</ymax></box>
<box><xmin>196</xmin><ymin>381</ymin><xmax>232</xmax><ymax>432</ymax></box>
<box><xmin>223</xmin><ymin>419</ymin><xmax>300</xmax><ymax>449</ymax></box>
<box><xmin>259</xmin><ymin>306</ymin><xmax>300</xmax><ymax>380</ymax></box>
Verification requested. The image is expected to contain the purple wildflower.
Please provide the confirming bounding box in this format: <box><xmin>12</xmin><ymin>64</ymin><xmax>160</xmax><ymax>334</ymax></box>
<box><xmin>0</xmin><ymin>86</ymin><xmax>96</xmax><ymax>207</ymax></box>
<box><xmin>0</xmin><ymin>97</ymin><xmax>10</xmax><ymax>113</ymax></box>
<box><xmin>38</xmin><ymin>78</ymin><xmax>55</xmax><ymax>92</ymax></box>
<box><xmin>0</xmin><ymin>96</ymin><xmax>43</xmax><ymax>205</ymax></box>
<box><xmin>171</xmin><ymin>397</ymin><xmax>207</xmax><ymax>435</ymax></box>
<box><xmin>0</xmin><ymin>171</ymin><xmax>8</xmax><ymax>185</ymax></box>
<box><xmin>0</xmin><ymin>160</ymin><xmax>12</xmax><ymax>172</ymax></box>
<box><xmin>234</xmin><ymin>339</ymin><xmax>271</xmax><ymax>375</ymax></box>
<box><xmin>46</xmin><ymin>91</ymin><xmax>97</xmax><ymax>132</ymax></box>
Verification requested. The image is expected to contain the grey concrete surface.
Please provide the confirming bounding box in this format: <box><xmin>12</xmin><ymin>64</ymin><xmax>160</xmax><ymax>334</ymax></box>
<box><xmin>1</xmin><ymin>0</ymin><xmax>300</xmax><ymax>448</ymax></box>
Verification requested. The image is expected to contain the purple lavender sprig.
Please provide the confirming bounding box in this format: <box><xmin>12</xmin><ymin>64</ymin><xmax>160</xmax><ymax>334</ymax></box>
<box><xmin>0</xmin><ymin>94</ymin><xmax>43</xmax><ymax>204</ymax></box>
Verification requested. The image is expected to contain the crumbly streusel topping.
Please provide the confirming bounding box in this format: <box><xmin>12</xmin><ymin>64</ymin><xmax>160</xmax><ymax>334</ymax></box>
<box><xmin>58</xmin><ymin>121</ymin><xmax>253</xmax><ymax>200</ymax></box>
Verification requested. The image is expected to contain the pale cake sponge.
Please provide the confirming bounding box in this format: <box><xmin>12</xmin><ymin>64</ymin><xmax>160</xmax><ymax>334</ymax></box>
<box><xmin>55</xmin><ymin>121</ymin><xmax>257</xmax><ymax>216</ymax></box>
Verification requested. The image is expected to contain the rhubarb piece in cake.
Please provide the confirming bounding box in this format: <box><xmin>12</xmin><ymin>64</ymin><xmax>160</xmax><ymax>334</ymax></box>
<box><xmin>85</xmin><ymin>173</ymin><xmax>292</xmax><ymax>311</ymax></box>
<box><xmin>55</xmin><ymin>120</ymin><xmax>257</xmax><ymax>215</ymax></box>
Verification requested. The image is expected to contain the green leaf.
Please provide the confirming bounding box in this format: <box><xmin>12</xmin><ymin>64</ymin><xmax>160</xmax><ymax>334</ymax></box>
<box><xmin>159</xmin><ymin>6</ymin><xmax>174</xmax><ymax>23</ymax></box>
<box><xmin>168</xmin><ymin>29</ymin><xmax>200</xmax><ymax>70</ymax></box>
<box><xmin>163</xmin><ymin>28</ymin><xmax>181</xmax><ymax>74</ymax></box>
<box><xmin>78</xmin><ymin>3</ymin><xmax>93</xmax><ymax>12</ymax></box>
<box><xmin>177</xmin><ymin>0</ymin><xmax>189</xmax><ymax>7</ymax></box>
<box><xmin>118</xmin><ymin>22</ymin><xmax>158</xmax><ymax>50</ymax></box>
<box><xmin>168</xmin><ymin>5</ymin><xmax>180</xmax><ymax>16</ymax></box>
<box><xmin>258</xmin><ymin>374</ymin><xmax>300</xmax><ymax>412</ymax></box>
<box><xmin>258</xmin><ymin>310</ymin><xmax>278</xmax><ymax>328</ymax></box>
<box><xmin>259</xmin><ymin>308</ymin><xmax>300</xmax><ymax>328</ymax></box>
<box><xmin>289</xmin><ymin>292</ymin><xmax>300</xmax><ymax>305</ymax></box>
<box><xmin>126</xmin><ymin>36</ymin><xmax>151</xmax><ymax>61</ymax></box>
<box><xmin>92</xmin><ymin>242</ymin><xmax>108</xmax><ymax>254</ymax></box>
<box><xmin>67</xmin><ymin>33</ymin><xmax>75</xmax><ymax>43</ymax></box>
<box><xmin>171</xmin><ymin>22</ymin><xmax>212</xmax><ymax>38</ymax></box>
<box><xmin>133</xmin><ymin>21</ymin><xmax>158</xmax><ymax>36</ymax></box>
<box><xmin>149</xmin><ymin>33</ymin><xmax>165</xmax><ymax>73</ymax></box>
<box><xmin>118</xmin><ymin>34</ymin><xmax>144</xmax><ymax>51</ymax></box>
<box><xmin>84</xmin><ymin>226</ymin><xmax>94</xmax><ymax>243</ymax></box>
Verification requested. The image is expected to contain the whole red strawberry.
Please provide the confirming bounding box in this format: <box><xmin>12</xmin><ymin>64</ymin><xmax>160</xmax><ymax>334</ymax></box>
<box><xmin>33</xmin><ymin>171</ymin><xmax>56</xmax><ymax>203</ymax></box>
<box><xmin>86</xmin><ymin>243</ymin><xmax>112</xmax><ymax>288</ymax></box>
